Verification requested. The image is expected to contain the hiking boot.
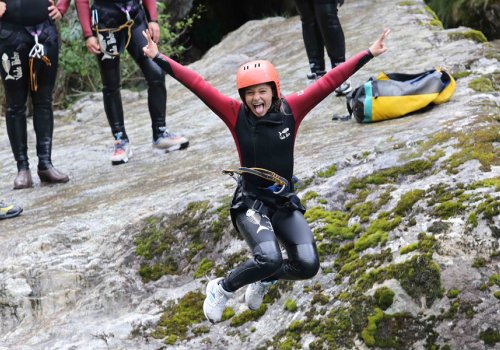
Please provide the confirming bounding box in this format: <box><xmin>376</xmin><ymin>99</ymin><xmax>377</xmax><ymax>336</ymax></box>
<box><xmin>334</xmin><ymin>80</ymin><xmax>352</xmax><ymax>96</ymax></box>
<box><xmin>110</xmin><ymin>139</ymin><xmax>132</xmax><ymax>165</ymax></box>
<box><xmin>203</xmin><ymin>277</ymin><xmax>234</xmax><ymax>323</ymax></box>
<box><xmin>14</xmin><ymin>169</ymin><xmax>33</xmax><ymax>190</ymax></box>
<box><xmin>245</xmin><ymin>280</ymin><xmax>276</xmax><ymax>311</ymax></box>
<box><xmin>153</xmin><ymin>129</ymin><xmax>189</xmax><ymax>153</ymax></box>
<box><xmin>307</xmin><ymin>70</ymin><xmax>327</xmax><ymax>80</ymax></box>
<box><xmin>38</xmin><ymin>166</ymin><xmax>69</xmax><ymax>184</ymax></box>
<box><xmin>0</xmin><ymin>201</ymin><xmax>23</xmax><ymax>220</ymax></box>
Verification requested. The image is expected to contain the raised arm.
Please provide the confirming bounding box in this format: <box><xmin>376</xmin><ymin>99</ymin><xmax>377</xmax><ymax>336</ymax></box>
<box><xmin>287</xmin><ymin>29</ymin><xmax>390</xmax><ymax>123</ymax></box>
<box><xmin>142</xmin><ymin>30</ymin><xmax>240</xmax><ymax>128</ymax></box>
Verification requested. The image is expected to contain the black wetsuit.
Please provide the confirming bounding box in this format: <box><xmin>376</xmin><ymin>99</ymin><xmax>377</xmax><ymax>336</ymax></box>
<box><xmin>0</xmin><ymin>0</ymin><xmax>69</xmax><ymax>171</ymax></box>
<box><xmin>294</xmin><ymin>0</ymin><xmax>346</xmax><ymax>73</ymax></box>
<box><xmin>152</xmin><ymin>49</ymin><xmax>373</xmax><ymax>291</ymax></box>
<box><xmin>75</xmin><ymin>0</ymin><xmax>166</xmax><ymax>142</ymax></box>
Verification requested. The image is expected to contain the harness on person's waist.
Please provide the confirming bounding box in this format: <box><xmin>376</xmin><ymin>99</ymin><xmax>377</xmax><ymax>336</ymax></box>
<box><xmin>222</xmin><ymin>167</ymin><xmax>289</xmax><ymax>194</ymax></box>
<box><xmin>27</xmin><ymin>26</ymin><xmax>51</xmax><ymax>92</ymax></box>
<box><xmin>92</xmin><ymin>5</ymin><xmax>134</xmax><ymax>58</ymax></box>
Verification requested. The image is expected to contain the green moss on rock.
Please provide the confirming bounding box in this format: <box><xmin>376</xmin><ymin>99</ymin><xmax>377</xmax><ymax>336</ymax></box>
<box><xmin>479</xmin><ymin>328</ymin><xmax>500</xmax><ymax>346</ymax></box>
<box><xmin>449</xmin><ymin>30</ymin><xmax>488</xmax><ymax>43</ymax></box>
<box><xmin>374</xmin><ymin>287</ymin><xmax>395</xmax><ymax>310</ymax></box>
<box><xmin>152</xmin><ymin>291</ymin><xmax>205</xmax><ymax>344</ymax></box>
<box><xmin>193</xmin><ymin>258</ymin><xmax>214</xmax><ymax>278</ymax></box>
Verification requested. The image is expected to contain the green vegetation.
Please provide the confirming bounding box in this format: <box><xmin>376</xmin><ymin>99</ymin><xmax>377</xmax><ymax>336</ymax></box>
<box><xmin>284</xmin><ymin>299</ymin><xmax>298</xmax><ymax>312</ymax></box>
<box><xmin>346</xmin><ymin>160</ymin><xmax>433</xmax><ymax>193</ymax></box>
<box><xmin>400</xmin><ymin>242</ymin><xmax>418</xmax><ymax>255</ymax></box>
<box><xmin>479</xmin><ymin>328</ymin><xmax>500</xmax><ymax>346</ymax></box>
<box><xmin>152</xmin><ymin>291</ymin><xmax>205</xmax><ymax>345</ymax></box>
<box><xmin>448</xmin><ymin>30</ymin><xmax>488</xmax><ymax>43</ymax></box>
<box><xmin>446</xmin><ymin>288</ymin><xmax>460</xmax><ymax>299</ymax></box>
<box><xmin>193</xmin><ymin>258</ymin><xmax>214</xmax><ymax>278</ymax></box>
<box><xmin>452</xmin><ymin>71</ymin><xmax>472</xmax><ymax>80</ymax></box>
<box><xmin>374</xmin><ymin>287</ymin><xmax>395</xmax><ymax>310</ymax></box>
<box><xmin>394</xmin><ymin>189</ymin><xmax>425</xmax><ymax>215</ymax></box>
<box><xmin>317</xmin><ymin>164</ymin><xmax>337</xmax><ymax>178</ymax></box>
<box><xmin>134</xmin><ymin>200</ymin><xmax>232</xmax><ymax>282</ymax></box>
<box><xmin>469</xmin><ymin>76</ymin><xmax>496</xmax><ymax>92</ymax></box>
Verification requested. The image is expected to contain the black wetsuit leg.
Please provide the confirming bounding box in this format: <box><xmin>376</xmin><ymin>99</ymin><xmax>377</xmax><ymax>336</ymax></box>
<box><xmin>125</xmin><ymin>15</ymin><xmax>167</xmax><ymax>141</ymax></box>
<box><xmin>294</xmin><ymin>0</ymin><xmax>326</xmax><ymax>73</ymax></box>
<box><xmin>314</xmin><ymin>0</ymin><xmax>346</xmax><ymax>67</ymax></box>
<box><xmin>223</xmin><ymin>208</ymin><xmax>283</xmax><ymax>292</ymax></box>
<box><xmin>31</xmin><ymin>36</ymin><xmax>59</xmax><ymax>170</ymax></box>
<box><xmin>0</xmin><ymin>43</ymin><xmax>30</xmax><ymax>171</ymax></box>
<box><xmin>97</xmin><ymin>50</ymin><xmax>128</xmax><ymax>140</ymax></box>
<box><xmin>223</xmin><ymin>206</ymin><xmax>320</xmax><ymax>292</ymax></box>
<box><xmin>264</xmin><ymin>209</ymin><xmax>320</xmax><ymax>281</ymax></box>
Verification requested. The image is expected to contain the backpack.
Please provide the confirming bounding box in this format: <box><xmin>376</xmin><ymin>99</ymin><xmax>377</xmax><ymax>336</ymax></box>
<box><xmin>346</xmin><ymin>68</ymin><xmax>456</xmax><ymax>123</ymax></box>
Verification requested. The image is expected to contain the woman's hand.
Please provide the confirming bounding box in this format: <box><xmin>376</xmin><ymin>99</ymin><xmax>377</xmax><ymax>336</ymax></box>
<box><xmin>0</xmin><ymin>1</ymin><xmax>6</xmax><ymax>18</ymax></box>
<box><xmin>48</xmin><ymin>0</ymin><xmax>62</xmax><ymax>20</ymax></box>
<box><xmin>142</xmin><ymin>30</ymin><xmax>159</xmax><ymax>59</ymax></box>
<box><xmin>85</xmin><ymin>36</ymin><xmax>101</xmax><ymax>55</ymax></box>
<box><xmin>369</xmin><ymin>28</ymin><xmax>390</xmax><ymax>57</ymax></box>
<box><xmin>148</xmin><ymin>21</ymin><xmax>160</xmax><ymax>43</ymax></box>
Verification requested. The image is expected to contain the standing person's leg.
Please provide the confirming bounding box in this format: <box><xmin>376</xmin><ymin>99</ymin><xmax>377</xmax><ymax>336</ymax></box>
<box><xmin>126</xmin><ymin>17</ymin><xmax>189</xmax><ymax>152</ymax></box>
<box><xmin>314</xmin><ymin>0</ymin><xmax>352</xmax><ymax>95</ymax></box>
<box><xmin>0</xmin><ymin>44</ymin><xmax>32</xmax><ymax>189</ymax></box>
<box><xmin>31</xmin><ymin>37</ymin><xmax>69</xmax><ymax>183</ymax></box>
<box><xmin>244</xmin><ymin>209</ymin><xmax>319</xmax><ymax>310</ymax></box>
<box><xmin>97</xmin><ymin>51</ymin><xmax>132</xmax><ymax>164</ymax></box>
<box><xmin>314</xmin><ymin>0</ymin><xmax>345</xmax><ymax>67</ymax></box>
<box><xmin>203</xmin><ymin>206</ymin><xmax>283</xmax><ymax>322</ymax></box>
<box><xmin>294</xmin><ymin>0</ymin><xmax>327</xmax><ymax>79</ymax></box>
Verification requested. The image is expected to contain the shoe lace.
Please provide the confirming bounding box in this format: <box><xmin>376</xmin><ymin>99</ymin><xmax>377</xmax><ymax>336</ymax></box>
<box><xmin>113</xmin><ymin>140</ymin><xmax>127</xmax><ymax>154</ymax></box>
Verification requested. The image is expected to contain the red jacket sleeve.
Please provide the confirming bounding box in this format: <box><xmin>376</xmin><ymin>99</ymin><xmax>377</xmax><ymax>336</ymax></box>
<box><xmin>142</xmin><ymin>0</ymin><xmax>157</xmax><ymax>22</ymax></box>
<box><xmin>75</xmin><ymin>0</ymin><xmax>92</xmax><ymax>38</ymax></box>
<box><xmin>154</xmin><ymin>54</ymin><xmax>241</xmax><ymax>129</ymax></box>
<box><xmin>56</xmin><ymin>0</ymin><xmax>71</xmax><ymax>16</ymax></box>
<box><xmin>286</xmin><ymin>50</ymin><xmax>374</xmax><ymax>124</ymax></box>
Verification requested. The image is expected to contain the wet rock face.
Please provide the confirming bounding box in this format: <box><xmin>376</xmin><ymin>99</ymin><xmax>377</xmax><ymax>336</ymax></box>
<box><xmin>1</xmin><ymin>0</ymin><xmax>499</xmax><ymax>349</ymax></box>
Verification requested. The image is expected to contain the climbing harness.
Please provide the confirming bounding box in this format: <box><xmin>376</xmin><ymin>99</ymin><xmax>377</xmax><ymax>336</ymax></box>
<box><xmin>92</xmin><ymin>5</ymin><xmax>135</xmax><ymax>57</ymax></box>
<box><xmin>28</xmin><ymin>27</ymin><xmax>51</xmax><ymax>92</ymax></box>
<box><xmin>222</xmin><ymin>167</ymin><xmax>289</xmax><ymax>194</ymax></box>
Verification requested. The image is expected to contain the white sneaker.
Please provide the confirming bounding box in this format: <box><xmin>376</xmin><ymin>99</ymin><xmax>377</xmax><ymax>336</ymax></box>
<box><xmin>245</xmin><ymin>280</ymin><xmax>276</xmax><ymax>311</ymax></box>
<box><xmin>203</xmin><ymin>278</ymin><xmax>234</xmax><ymax>323</ymax></box>
<box><xmin>334</xmin><ymin>80</ymin><xmax>353</xmax><ymax>96</ymax></box>
<box><xmin>153</xmin><ymin>129</ymin><xmax>189</xmax><ymax>152</ymax></box>
<box><xmin>110</xmin><ymin>139</ymin><xmax>132</xmax><ymax>165</ymax></box>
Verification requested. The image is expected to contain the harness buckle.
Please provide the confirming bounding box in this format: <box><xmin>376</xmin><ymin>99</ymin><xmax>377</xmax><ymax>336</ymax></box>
<box><xmin>251</xmin><ymin>199</ymin><xmax>264</xmax><ymax>213</ymax></box>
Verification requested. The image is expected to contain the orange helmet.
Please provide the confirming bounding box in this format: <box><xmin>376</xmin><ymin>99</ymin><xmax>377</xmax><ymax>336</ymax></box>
<box><xmin>236</xmin><ymin>60</ymin><xmax>281</xmax><ymax>99</ymax></box>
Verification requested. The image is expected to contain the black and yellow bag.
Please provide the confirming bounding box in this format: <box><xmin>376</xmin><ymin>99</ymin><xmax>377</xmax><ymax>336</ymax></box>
<box><xmin>346</xmin><ymin>68</ymin><xmax>456</xmax><ymax>123</ymax></box>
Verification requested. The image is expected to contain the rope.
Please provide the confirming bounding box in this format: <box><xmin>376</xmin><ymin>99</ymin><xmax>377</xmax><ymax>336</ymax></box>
<box><xmin>222</xmin><ymin>167</ymin><xmax>289</xmax><ymax>194</ymax></box>
<box><xmin>92</xmin><ymin>8</ymin><xmax>134</xmax><ymax>57</ymax></box>
<box><xmin>28</xmin><ymin>32</ymin><xmax>51</xmax><ymax>92</ymax></box>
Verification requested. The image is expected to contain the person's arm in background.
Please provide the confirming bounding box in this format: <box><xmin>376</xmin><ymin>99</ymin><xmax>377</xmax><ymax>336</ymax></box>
<box><xmin>75</xmin><ymin>0</ymin><xmax>101</xmax><ymax>54</ymax></box>
<box><xmin>142</xmin><ymin>0</ymin><xmax>160</xmax><ymax>43</ymax></box>
<box><xmin>50</xmin><ymin>0</ymin><xmax>71</xmax><ymax>20</ymax></box>
<box><xmin>287</xmin><ymin>28</ymin><xmax>390</xmax><ymax>123</ymax></box>
<box><xmin>0</xmin><ymin>1</ymin><xmax>6</xmax><ymax>18</ymax></box>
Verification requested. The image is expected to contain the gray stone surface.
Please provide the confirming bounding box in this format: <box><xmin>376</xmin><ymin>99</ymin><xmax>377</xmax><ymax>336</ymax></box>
<box><xmin>0</xmin><ymin>0</ymin><xmax>499</xmax><ymax>349</ymax></box>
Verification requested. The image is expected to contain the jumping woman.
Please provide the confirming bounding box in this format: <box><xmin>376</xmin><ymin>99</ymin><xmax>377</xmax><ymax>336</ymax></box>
<box><xmin>142</xmin><ymin>27</ymin><xmax>390</xmax><ymax>322</ymax></box>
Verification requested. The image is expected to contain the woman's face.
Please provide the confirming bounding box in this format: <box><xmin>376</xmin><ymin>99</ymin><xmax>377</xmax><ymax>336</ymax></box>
<box><xmin>243</xmin><ymin>83</ymin><xmax>273</xmax><ymax>117</ymax></box>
